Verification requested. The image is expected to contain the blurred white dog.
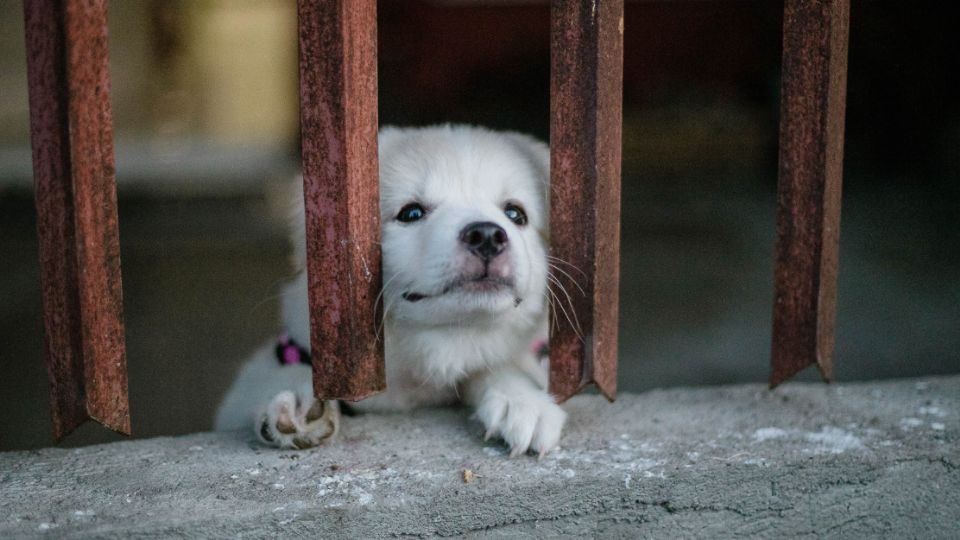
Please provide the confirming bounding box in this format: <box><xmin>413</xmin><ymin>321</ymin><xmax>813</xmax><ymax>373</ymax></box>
<box><xmin>216</xmin><ymin>125</ymin><xmax>565</xmax><ymax>457</ymax></box>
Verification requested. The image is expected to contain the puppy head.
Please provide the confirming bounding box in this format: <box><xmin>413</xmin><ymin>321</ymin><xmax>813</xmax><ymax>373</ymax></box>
<box><xmin>378</xmin><ymin>125</ymin><xmax>549</xmax><ymax>329</ymax></box>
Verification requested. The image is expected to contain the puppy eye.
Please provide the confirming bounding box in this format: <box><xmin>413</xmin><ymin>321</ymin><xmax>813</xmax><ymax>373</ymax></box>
<box><xmin>397</xmin><ymin>203</ymin><xmax>426</xmax><ymax>223</ymax></box>
<box><xmin>504</xmin><ymin>203</ymin><xmax>527</xmax><ymax>226</ymax></box>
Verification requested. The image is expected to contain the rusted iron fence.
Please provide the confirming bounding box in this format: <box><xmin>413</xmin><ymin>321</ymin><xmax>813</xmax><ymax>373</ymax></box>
<box><xmin>771</xmin><ymin>0</ymin><xmax>848</xmax><ymax>387</ymax></box>
<box><xmin>298</xmin><ymin>0</ymin><xmax>384</xmax><ymax>401</ymax></box>
<box><xmin>549</xmin><ymin>0</ymin><xmax>623</xmax><ymax>402</ymax></box>
<box><xmin>22</xmin><ymin>0</ymin><xmax>849</xmax><ymax>440</ymax></box>
<box><xmin>24</xmin><ymin>0</ymin><xmax>130</xmax><ymax>441</ymax></box>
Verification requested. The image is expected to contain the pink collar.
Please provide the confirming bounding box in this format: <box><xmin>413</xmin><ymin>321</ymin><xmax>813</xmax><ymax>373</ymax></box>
<box><xmin>275</xmin><ymin>332</ymin><xmax>311</xmax><ymax>366</ymax></box>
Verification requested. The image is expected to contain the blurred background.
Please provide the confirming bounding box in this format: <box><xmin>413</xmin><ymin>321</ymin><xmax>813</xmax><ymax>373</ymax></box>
<box><xmin>1</xmin><ymin>0</ymin><xmax>957</xmax><ymax>450</ymax></box>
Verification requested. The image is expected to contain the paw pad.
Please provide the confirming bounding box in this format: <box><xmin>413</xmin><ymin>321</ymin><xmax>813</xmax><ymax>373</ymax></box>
<box><xmin>257</xmin><ymin>391</ymin><xmax>339</xmax><ymax>450</ymax></box>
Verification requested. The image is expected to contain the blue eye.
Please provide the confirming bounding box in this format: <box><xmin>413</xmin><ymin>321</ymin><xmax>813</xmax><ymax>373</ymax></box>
<box><xmin>397</xmin><ymin>203</ymin><xmax>426</xmax><ymax>223</ymax></box>
<box><xmin>504</xmin><ymin>203</ymin><xmax>527</xmax><ymax>226</ymax></box>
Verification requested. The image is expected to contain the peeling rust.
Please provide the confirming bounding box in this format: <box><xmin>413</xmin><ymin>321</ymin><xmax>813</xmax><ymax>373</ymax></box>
<box><xmin>549</xmin><ymin>0</ymin><xmax>623</xmax><ymax>403</ymax></box>
<box><xmin>298</xmin><ymin>0</ymin><xmax>385</xmax><ymax>401</ymax></box>
<box><xmin>770</xmin><ymin>0</ymin><xmax>849</xmax><ymax>388</ymax></box>
<box><xmin>24</xmin><ymin>0</ymin><xmax>130</xmax><ymax>440</ymax></box>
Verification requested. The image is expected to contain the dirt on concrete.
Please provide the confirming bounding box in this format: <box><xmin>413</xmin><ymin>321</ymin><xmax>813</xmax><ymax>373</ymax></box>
<box><xmin>1</xmin><ymin>376</ymin><xmax>957</xmax><ymax>538</ymax></box>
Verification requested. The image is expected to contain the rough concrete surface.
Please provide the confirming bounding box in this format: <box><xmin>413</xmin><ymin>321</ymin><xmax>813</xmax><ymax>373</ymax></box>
<box><xmin>1</xmin><ymin>376</ymin><xmax>957</xmax><ymax>538</ymax></box>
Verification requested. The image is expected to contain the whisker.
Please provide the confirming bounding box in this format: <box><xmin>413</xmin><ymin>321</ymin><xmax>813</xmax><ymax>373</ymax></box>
<box><xmin>373</xmin><ymin>272</ymin><xmax>403</xmax><ymax>342</ymax></box>
<box><xmin>542</xmin><ymin>289</ymin><xmax>560</xmax><ymax>335</ymax></box>
<box><xmin>556</xmin><ymin>280</ymin><xmax>585</xmax><ymax>341</ymax></box>
<box><xmin>247</xmin><ymin>290</ymin><xmax>286</xmax><ymax>316</ymax></box>
<box><xmin>373</xmin><ymin>272</ymin><xmax>402</xmax><ymax>312</ymax></box>
<box><xmin>376</xmin><ymin>296</ymin><xmax>396</xmax><ymax>343</ymax></box>
<box><xmin>246</xmin><ymin>272</ymin><xmax>304</xmax><ymax>316</ymax></box>
<box><xmin>548</xmin><ymin>287</ymin><xmax>581</xmax><ymax>343</ymax></box>
<box><xmin>548</xmin><ymin>263</ymin><xmax>586</xmax><ymax>297</ymax></box>
<box><xmin>546</xmin><ymin>255</ymin><xmax>589</xmax><ymax>280</ymax></box>
<box><xmin>547</xmin><ymin>274</ymin><xmax>584</xmax><ymax>342</ymax></box>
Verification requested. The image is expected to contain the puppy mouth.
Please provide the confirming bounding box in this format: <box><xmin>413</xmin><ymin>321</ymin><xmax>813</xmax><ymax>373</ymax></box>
<box><xmin>402</xmin><ymin>274</ymin><xmax>516</xmax><ymax>303</ymax></box>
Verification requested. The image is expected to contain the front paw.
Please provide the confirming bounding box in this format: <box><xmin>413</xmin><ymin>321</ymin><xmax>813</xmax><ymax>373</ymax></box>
<box><xmin>475</xmin><ymin>389</ymin><xmax>566</xmax><ymax>458</ymax></box>
<box><xmin>256</xmin><ymin>390</ymin><xmax>339</xmax><ymax>449</ymax></box>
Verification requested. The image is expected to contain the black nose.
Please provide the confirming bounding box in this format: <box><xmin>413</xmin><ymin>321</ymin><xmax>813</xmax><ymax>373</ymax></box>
<box><xmin>460</xmin><ymin>221</ymin><xmax>508</xmax><ymax>261</ymax></box>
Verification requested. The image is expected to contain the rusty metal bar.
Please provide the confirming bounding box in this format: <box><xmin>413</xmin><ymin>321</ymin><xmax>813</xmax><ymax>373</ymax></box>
<box><xmin>24</xmin><ymin>0</ymin><xmax>130</xmax><ymax>440</ymax></box>
<box><xmin>297</xmin><ymin>0</ymin><xmax>384</xmax><ymax>400</ymax></box>
<box><xmin>549</xmin><ymin>0</ymin><xmax>623</xmax><ymax>402</ymax></box>
<box><xmin>770</xmin><ymin>0</ymin><xmax>849</xmax><ymax>388</ymax></box>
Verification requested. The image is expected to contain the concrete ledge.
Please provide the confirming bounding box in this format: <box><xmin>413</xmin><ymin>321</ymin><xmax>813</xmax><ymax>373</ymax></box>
<box><xmin>2</xmin><ymin>376</ymin><xmax>958</xmax><ymax>538</ymax></box>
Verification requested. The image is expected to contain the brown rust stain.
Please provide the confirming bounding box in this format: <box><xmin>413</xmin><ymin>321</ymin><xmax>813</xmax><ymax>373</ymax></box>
<box><xmin>770</xmin><ymin>0</ymin><xmax>849</xmax><ymax>388</ymax></box>
<box><xmin>298</xmin><ymin>0</ymin><xmax>385</xmax><ymax>401</ymax></box>
<box><xmin>549</xmin><ymin>0</ymin><xmax>623</xmax><ymax>403</ymax></box>
<box><xmin>24</xmin><ymin>0</ymin><xmax>130</xmax><ymax>440</ymax></box>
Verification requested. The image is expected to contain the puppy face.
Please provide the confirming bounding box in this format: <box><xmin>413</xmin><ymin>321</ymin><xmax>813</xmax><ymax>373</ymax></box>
<box><xmin>378</xmin><ymin>125</ymin><xmax>550</xmax><ymax>328</ymax></box>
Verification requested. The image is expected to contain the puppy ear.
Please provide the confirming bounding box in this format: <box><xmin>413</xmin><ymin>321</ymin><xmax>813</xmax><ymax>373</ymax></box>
<box><xmin>377</xmin><ymin>125</ymin><xmax>404</xmax><ymax>156</ymax></box>
<box><xmin>505</xmin><ymin>132</ymin><xmax>550</xmax><ymax>189</ymax></box>
<box><xmin>504</xmin><ymin>132</ymin><xmax>550</xmax><ymax>239</ymax></box>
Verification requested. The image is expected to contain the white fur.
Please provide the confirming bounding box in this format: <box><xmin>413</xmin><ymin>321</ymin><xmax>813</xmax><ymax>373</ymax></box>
<box><xmin>216</xmin><ymin>124</ymin><xmax>565</xmax><ymax>456</ymax></box>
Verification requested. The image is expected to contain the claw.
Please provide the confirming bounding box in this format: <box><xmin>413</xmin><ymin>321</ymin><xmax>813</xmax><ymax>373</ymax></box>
<box><xmin>292</xmin><ymin>436</ymin><xmax>314</xmax><ymax>450</ymax></box>
<box><xmin>276</xmin><ymin>415</ymin><xmax>297</xmax><ymax>434</ymax></box>
<box><xmin>305</xmin><ymin>400</ymin><xmax>325</xmax><ymax>423</ymax></box>
<box><xmin>484</xmin><ymin>428</ymin><xmax>496</xmax><ymax>441</ymax></box>
<box><xmin>259</xmin><ymin>420</ymin><xmax>275</xmax><ymax>443</ymax></box>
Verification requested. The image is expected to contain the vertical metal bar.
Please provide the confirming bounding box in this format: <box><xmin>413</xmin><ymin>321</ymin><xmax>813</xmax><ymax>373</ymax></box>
<box><xmin>24</xmin><ymin>0</ymin><xmax>130</xmax><ymax>440</ymax></box>
<box><xmin>549</xmin><ymin>0</ymin><xmax>623</xmax><ymax>402</ymax></box>
<box><xmin>297</xmin><ymin>0</ymin><xmax>384</xmax><ymax>400</ymax></box>
<box><xmin>770</xmin><ymin>0</ymin><xmax>849</xmax><ymax>388</ymax></box>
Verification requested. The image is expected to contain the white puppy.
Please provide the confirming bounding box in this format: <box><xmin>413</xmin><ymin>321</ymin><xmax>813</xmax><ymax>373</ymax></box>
<box><xmin>216</xmin><ymin>124</ymin><xmax>566</xmax><ymax>457</ymax></box>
